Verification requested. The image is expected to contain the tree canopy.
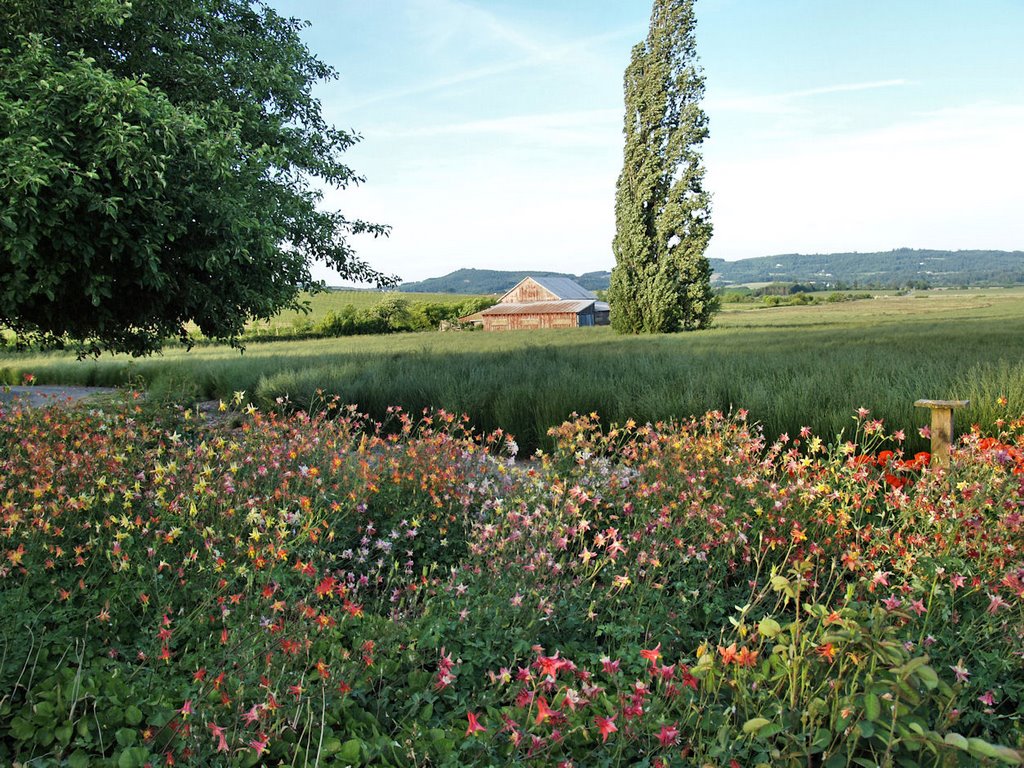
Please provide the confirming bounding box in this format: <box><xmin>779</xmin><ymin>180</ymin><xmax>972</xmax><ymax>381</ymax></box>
<box><xmin>0</xmin><ymin>0</ymin><xmax>392</xmax><ymax>355</ymax></box>
<box><xmin>608</xmin><ymin>0</ymin><xmax>715</xmax><ymax>334</ymax></box>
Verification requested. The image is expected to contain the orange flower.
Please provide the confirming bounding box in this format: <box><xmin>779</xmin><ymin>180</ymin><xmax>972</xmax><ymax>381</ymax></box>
<box><xmin>735</xmin><ymin>646</ymin><xmax>758</xmax><ymax>668</ymax></box>
<box><xmin>816</xmin><ymin>643</ymin><xmax>837</xmax><ymax>662</ymax></box>
<box><xmin>718</xmin><ymin>643</ymin><xmax>738</xmax><ymax>665</ymax></box>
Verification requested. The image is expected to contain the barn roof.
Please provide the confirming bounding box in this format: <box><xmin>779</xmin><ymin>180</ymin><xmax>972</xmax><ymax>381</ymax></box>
<box><xmin>529</xmin><ymin>276</ymin><xmax>596</xmax><ymax>300</ymax></box>
<box><xmin>480</xmin><ymin>300</ymin><xmax>596</xmax><ymax>316</ymax></box>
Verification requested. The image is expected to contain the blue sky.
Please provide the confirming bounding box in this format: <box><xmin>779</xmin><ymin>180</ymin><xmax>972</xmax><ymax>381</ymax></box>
<box><xmin>268</xmin><ymin>0</ymin><xmax>1024</xmax><ymax>285</ymax></box>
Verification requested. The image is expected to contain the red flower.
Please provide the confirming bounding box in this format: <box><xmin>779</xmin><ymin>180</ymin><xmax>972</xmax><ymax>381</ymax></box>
<box><xmin>534</xmin><ymin>696</ymin><xmax>556</xmax><ymax>725</ymax></box>
<box><xmin>594</xmin><ymin>714</ymin><xmax>617</xmax><ymax>742</ymax></box>
<box><xmin>640</xmin><ymin>643</ymin><xmax>662</xmax><ymax>662</ymax></box>
<box><xmin>465</xmin><ymin>711</ymin><xmax>487</xmax><ymax>736</ymax></box>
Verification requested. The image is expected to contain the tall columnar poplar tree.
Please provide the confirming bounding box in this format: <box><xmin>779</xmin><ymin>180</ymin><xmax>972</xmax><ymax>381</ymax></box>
<box><xmin>608</xmin><ymin>0</ymin><xmax>716</xmax><ymax>334</ymax></box>
<box><xmin>0</xmin><ymin>0</ymin><xmax>393</xmax><ymax>356</ymax></box>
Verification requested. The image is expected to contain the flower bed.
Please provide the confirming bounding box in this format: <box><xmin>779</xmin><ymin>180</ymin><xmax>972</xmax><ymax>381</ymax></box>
<box><xmin>1</xmin><ymin>396</ymin><xmax>1021</xmax><ymax>766</ymax></box>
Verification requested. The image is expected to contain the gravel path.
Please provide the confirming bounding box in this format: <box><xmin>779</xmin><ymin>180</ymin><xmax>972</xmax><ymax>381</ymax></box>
<box><xmin>0</xmin><ymin>385</ymin><xmax>117</xmax><ymax>408</ymax></box>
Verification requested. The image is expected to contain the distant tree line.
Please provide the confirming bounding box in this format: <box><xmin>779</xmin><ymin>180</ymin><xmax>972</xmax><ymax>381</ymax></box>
<box><xmin>712</xmin><ymin>249</ymin><xmax>1024</xmax><ymax>288</ymax></box>
<box><xmin>244</xmin><ymin>295</ymin><xmax>495</xmax><ymax>342</ymax></box>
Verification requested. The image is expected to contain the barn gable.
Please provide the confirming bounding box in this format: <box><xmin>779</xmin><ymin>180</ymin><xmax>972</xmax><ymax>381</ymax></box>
<box><xmin>498</xmin><ymin>276</ymin><xmax>596</xmax><ymax>305</ymax></box>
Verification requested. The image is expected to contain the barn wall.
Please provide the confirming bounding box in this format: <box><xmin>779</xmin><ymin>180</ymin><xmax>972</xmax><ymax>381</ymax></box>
<box><xmin>482</xmin><ymin>312</ymin><xmax>580</xmax><ymax>331</ymax></box>
<box><xmin>503</xmin><ymin>279</ymin><xmax>558</xmax><ymax>304</ymax></box>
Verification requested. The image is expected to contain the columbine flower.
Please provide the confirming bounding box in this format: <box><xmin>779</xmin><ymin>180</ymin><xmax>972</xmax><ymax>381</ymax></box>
<box><xmin>987</xmin><ymin>593</ymin><xmax>1009</xmax><ymax>614</ymax></box>
<box><xmin>657</xmin><ymin>724</ymin><xmax>679</xmax><ymax>747</ymax></box>
<box><xmin>534</xmin><ymin>696</ymin><xmax>556</xmax><ymax>725</ymax></box>
<box><xmin>978</xmin><ymin>690</ymin><xmax>996</xmax><ymax>706</ymax></box>
<box><xmin>466</xmin><ymin>711</ymin><xmax>487</xmax><ymax>736</ymax></box>
<box><xmin>950</xmin><ymin>661</ymin><xmax>970</xmax><ymax>684</ymax></box>
<box><xmin>594</xmin><ymin>714</ymin><xmax>617</xmax><ymax>742</ymax></box>
<box><xmin>639</xmin><ymin>643</ymin><xmax>661</xmax><ymax>663</ymax></box>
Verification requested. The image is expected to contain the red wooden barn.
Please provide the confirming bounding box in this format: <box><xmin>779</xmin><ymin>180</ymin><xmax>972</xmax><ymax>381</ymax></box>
<box><xmin>462</xmin><ymin>276</ymin><xmax>610</xmax><ymax>331</ymax></box>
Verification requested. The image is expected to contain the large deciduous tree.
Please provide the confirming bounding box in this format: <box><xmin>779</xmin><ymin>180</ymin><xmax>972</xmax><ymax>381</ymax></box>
<box><xmin>0</xmin><ymin>0</ymin><xmax>392</xmax><ymax>355</ymax></box>
<box><xmin>608</xmin><ymin>0</ymin><xmax>715</xmax><ymax>334</ymax></box>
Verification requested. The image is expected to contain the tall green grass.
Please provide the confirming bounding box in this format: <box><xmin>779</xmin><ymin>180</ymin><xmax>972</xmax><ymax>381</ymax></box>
<box><xmin>4</xmin><ymin>289</ymin><xmax>1022</xmax><ymax>453</ymax></box>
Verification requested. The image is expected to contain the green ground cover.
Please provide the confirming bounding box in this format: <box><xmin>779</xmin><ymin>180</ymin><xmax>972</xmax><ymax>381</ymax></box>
<box><xmin>2</xmin><ymin>288</ymin><xmax>1022</xmax><ymax>454</ymax></box>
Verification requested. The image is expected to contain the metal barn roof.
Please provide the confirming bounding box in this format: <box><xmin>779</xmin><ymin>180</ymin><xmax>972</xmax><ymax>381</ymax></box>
<box><xmin>529</xmin><ymin>276</ymin><xmax>597</xmax><ymax>300</ymax></box>
<box><xmin>480</xmin><ymin>300</ymin><xmax>596</xmax><ymax>316</ymax></box>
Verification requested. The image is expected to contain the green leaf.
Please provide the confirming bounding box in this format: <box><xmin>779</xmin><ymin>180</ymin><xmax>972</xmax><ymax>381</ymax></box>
<box><xmin>742</xmin><ymin>717</ymin><xmax>772</xmax><ymax>735</ymax></box>
<box><xmin>944</xmin><ymin>733</ymin><xmax>969</xmax><ymax>751</ymax></box>
<box><xmin>967</xmin><ymin>738</ymin><xmax>1024</xmax><ymax>765</ymax></box>
<box><xmin>115</xmin><ymin>726</ymin><xmax>137</xmax><ymax>747</ymax></box>
<box><xmin>338</xmin><ymin>738</ymin><xmax>362</xmax><ymax>764</ymax></box>
<box><xmin>9</xmin><ymin>716</ymin><xmax>35</xmax><ymax>741</ymax></box>
<box><xmin>55</xmin><ymin>723</ymin><xmax>73</xmax><ymax>745</ymax></box>
<box><xmin>864</xmin><ymin>693</ymin><xmax>881</xmax><ymax>722</ymax></box>
<box><xmin>758</xmin><ymin>617</ymin><xmax>782</xmax><ymax>638</ymax></box>
<box><xmin>914</xmin><ymin>664</ymin><xmax>938</xmax><ymax>690</ymax></box>
<box><xmin>124</xmin><ymin>704</ymin><xmax>143</xmax><ymax>725</ymax></box>
<box><xmin>68</xmin><ymin>750</ymin><xmax>91</xmax><ymax>768</ymax></box>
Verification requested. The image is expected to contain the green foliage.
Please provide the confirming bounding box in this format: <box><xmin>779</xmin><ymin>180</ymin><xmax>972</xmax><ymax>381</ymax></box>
<box><xmin>609</xmin><ymin>0</ymin><xmax>716</xmax><ymax>334</ymax></box>
<box><xmin>0</xmin><ymin>0</ymin><xmax>392</xmax><ymax>357</ymax></box>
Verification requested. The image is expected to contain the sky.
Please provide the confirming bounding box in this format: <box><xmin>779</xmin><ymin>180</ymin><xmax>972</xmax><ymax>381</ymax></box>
<box><xmin>267</xmin><ymin>0</ymin><xmax>1024</xmax><ymax>286</ymax></box>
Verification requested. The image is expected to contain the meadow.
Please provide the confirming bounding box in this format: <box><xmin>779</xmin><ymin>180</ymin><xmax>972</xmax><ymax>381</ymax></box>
<box><xmin>2</xmin><ymin>288</ymin><xmax>1023</xmax><ymax>454</ymax></box>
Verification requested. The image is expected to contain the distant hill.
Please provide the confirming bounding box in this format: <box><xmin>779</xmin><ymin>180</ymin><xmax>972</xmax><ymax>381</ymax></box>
<box><xmin>399</xmin><ymin>250</ymin><xmax>1024</xmax><ymax>294</ymax></box>
<box><xmin>399</xmin><ymin>268</ymin><xmax>612</xmax><ymax>295</ymax></box>
<box><xmin>711</xmin><ymin>248</ymin><xmax>1024</xmax><ymax>288</ymax></box>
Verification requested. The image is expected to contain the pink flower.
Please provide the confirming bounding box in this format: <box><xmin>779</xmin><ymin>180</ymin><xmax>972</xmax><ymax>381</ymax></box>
<box><xmin>881</xmin><ymin>595</ymin><xmax>902</xmax><ymax>611</ymax></box>
<box><xmin>179</xmin><ymin>700</ymin><xmax>193</xmax><ymax>718</ymax></box>
<box><xmin>657</xmin><ymin>724</ymin><xmax>679</xmax><ymax>747</ymax></box>
<box><xmin>978</xmin><ymin>690</ymin><xmax>997</xmax><ymax>706</ymax></box>
<box><xmin>908</xmin><ymin>599</ymin><xmax>927</xmax><ymax>616</ymax></box>
<box><xmin>249</xmin><ymin>734</ymin><xmax>269</xmax><ymax>757</ymax></box>
<box><xmin>207</xmin><ymin>722</ymin><xmax>229</xmax><ymax>753</ymax></box>
<box><xmin>950</xmin><ymin>662</ymin><xmax>970</xmax><ymax>684</ymax></box>
<box><xmin>987</xmin><ymin>593</ymin><xmax>1009</xmax><ymax>614</ymax></box>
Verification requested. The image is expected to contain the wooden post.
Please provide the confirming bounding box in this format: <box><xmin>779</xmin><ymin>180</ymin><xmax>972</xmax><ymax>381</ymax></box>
<box><xmin>914</xmin><ymin>399</ymin><xmax>969</xmax><ymax>468</ymax></box>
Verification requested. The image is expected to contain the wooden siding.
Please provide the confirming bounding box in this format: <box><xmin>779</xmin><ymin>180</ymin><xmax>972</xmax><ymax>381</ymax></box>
<box><xmin>482</xmin><ymin>312</ymin><xmax>580</xmax><ymax>331</ymax></box>
<box><xmin>501</xmin><ymin>278</ymin><xmax>560</xmax><ymax>304</ymax></box>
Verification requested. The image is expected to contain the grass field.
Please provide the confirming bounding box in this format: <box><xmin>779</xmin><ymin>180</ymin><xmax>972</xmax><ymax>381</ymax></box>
<box><xmin>3</xmin><ymin>288</ymin><xmax>1022</xmax><ymax>453</ymax></box>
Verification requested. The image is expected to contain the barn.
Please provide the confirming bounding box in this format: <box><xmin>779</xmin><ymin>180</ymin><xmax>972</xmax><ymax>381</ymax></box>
<box><xmin>462</xmin><ymin>276</ymin><xmax>610</xmax><ymax>331</ymax></box>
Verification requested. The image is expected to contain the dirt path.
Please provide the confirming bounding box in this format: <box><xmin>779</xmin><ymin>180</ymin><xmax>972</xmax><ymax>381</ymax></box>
<box><xmin>0</xmin><ymin>385</ymin><xmax>117</xmax><ymax>409</ymax></box>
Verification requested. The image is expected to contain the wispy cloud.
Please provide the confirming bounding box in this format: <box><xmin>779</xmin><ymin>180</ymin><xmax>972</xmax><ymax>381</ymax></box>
<box><xmin>343</xmin><ymin>1</ymin><xmax>633</xmax><ymax>112</ymax></box>
<box><xmin>707</xmin><ymin>79</ymin><xmax>910</xmax><ymax>114</ymax></box>
<box><xmin>375</xmin><ymin>108</ymin><xmax>620</xmax><ymax>147</ymax></box>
